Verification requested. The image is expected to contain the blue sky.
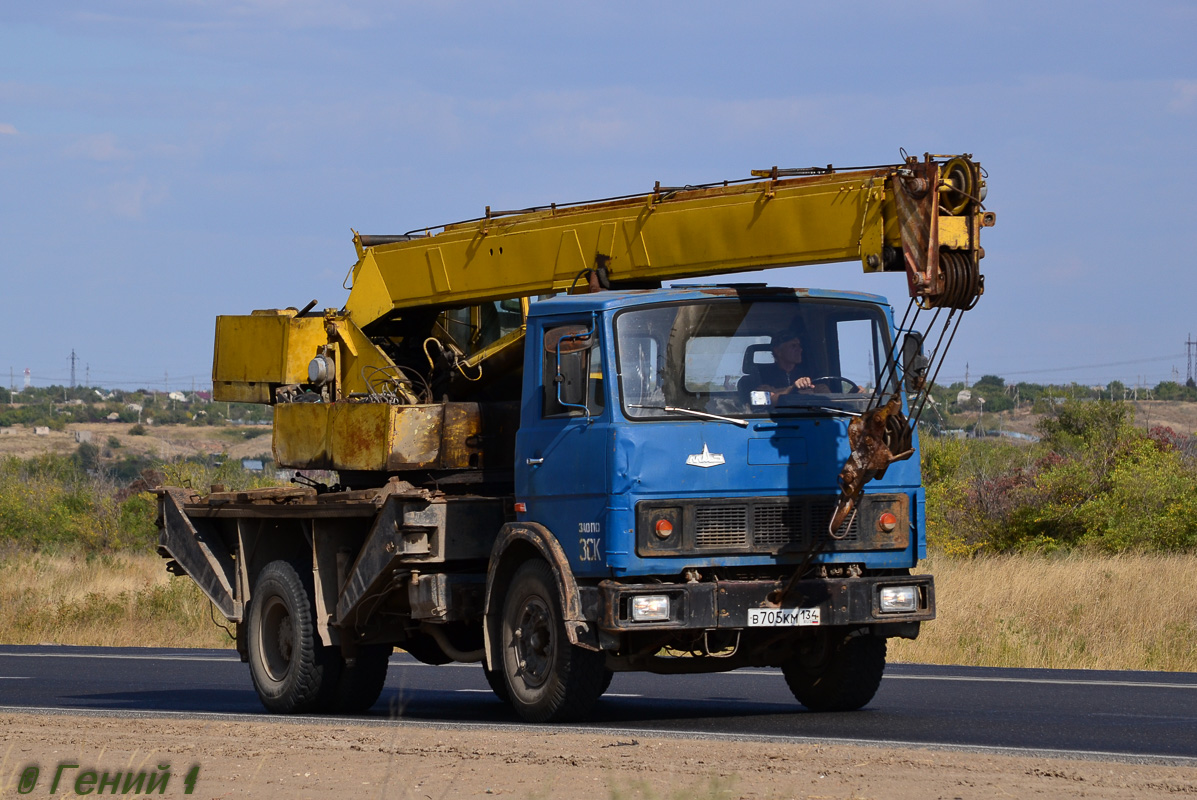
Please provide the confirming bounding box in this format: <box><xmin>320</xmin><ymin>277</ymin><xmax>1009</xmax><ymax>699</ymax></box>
<box><xmin>1</xmin><ymin>1</ymin><xmax>1195</xmax><ymax>392</ymax></box>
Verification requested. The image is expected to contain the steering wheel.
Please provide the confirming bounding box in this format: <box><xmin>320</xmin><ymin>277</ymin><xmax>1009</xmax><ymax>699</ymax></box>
<box><xmin>814</xmin><ymin>376</ymin><xmax>861</xmax><ymax>394</ymax></box>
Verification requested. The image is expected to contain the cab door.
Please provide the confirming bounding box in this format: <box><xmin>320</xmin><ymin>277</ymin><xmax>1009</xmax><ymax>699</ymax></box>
<box><xmin>515</xmin><ymin>318</ymin><xmax>611</xmax><ymax>575</ymax></box>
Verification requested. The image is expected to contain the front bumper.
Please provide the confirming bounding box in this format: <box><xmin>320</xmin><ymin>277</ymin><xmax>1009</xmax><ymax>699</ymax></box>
<box><xmin>594</xmin><ymin>574</ymin><xmax>935</xmax><ymax>632</ymax></box>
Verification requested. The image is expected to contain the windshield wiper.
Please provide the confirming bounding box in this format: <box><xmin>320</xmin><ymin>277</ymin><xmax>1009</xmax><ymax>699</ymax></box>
<box><xmin>628</xmin><ymin>404</ymin><xmax>749</xmax><ymax>427</ymax></box>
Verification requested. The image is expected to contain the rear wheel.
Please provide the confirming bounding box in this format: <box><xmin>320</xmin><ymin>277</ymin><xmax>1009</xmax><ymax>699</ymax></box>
<box><xmin>246</xmin><ymin>560</ymin><xmax>338</xmax><ymax>714</ymax></box>
<box><xmin>483</xmin><ymin>663</ymin><xmax>511</xmax><ymax>705</ymax></box>
<box><xmin>782</xmin><ymin>633</ymin><xmax>886</xmax><ymax>712</ymax></box>
<box><xmin>326</xmin><ymin>644</ymin><xmax>392</xmax><ymax>714</ymax></box>
<box><xmin>500</xmin><ymin>560</ymin><xmax>608</xmax><ymax>722</ymax></box>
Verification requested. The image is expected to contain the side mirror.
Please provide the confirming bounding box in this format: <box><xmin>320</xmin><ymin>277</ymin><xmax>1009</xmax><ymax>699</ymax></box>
<box><xmin>902</xmin><ymin>332</ymin><xmax>929</xmax><ymax>393</ymax></box>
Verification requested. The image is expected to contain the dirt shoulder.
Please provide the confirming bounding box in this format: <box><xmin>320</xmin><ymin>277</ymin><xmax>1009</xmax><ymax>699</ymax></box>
<box><xmin>0</xmin><ymin>712</ymin><xmax>1193</xmax><ymax>799</ymax></box>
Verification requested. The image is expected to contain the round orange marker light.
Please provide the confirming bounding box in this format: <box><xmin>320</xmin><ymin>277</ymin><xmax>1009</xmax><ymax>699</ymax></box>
<box><xmin>878</xmin><ymin>512</ymin><xmax>899</xmax><ymax>533</ymax></box>
<box><xmin>654</xmin><ymin>519</ymin><xmax>674</xmax><ymax>539</ymax></box>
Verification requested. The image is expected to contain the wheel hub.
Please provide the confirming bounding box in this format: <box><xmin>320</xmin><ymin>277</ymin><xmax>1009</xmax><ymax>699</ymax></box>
<box><xmin>514</xmin><ymin>598</ymin><xmax>553</xmax><ymax>687</ymax></box>
<box><xmin>259</xmin><ymin>595</ymin><xmax>295</xmax><ymax>682</ymax></box>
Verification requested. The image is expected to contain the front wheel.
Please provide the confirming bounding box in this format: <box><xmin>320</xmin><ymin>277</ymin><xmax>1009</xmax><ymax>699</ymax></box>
<box><xmin>246</xmin><ymin>560</ymin><xmax>338</xmax><ymax>714</ymax></box>
<box><xmin>782</xmin><ymin>633</ymin><xmax>886</xmax><ymax>712</ymax></box>
<box><xmin>500</xmin><ymin>560</ymin><xmax>608</xmax><ymax>722</ymax></box>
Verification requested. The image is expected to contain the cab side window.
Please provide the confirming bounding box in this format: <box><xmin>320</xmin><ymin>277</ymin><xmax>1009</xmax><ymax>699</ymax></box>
<box><xmin>542</xmin><ymin>325</ymin><xmax>604</xmax><ymax>417</ymax></box>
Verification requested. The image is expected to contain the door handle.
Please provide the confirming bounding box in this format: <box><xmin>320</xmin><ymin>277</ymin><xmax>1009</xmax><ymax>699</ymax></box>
<box><xmin>526</xmin><ymin>457</ymin><xmax>545</xmax><ymax>465</ymax></box>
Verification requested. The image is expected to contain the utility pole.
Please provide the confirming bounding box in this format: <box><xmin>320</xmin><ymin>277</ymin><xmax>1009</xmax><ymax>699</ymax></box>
<box><xmin>1187</xmin><ymin>334</ymin><xmax>1197</xmax><ymax>387</ymax></box>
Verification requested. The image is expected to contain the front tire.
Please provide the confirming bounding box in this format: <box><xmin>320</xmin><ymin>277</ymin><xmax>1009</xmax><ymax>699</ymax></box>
<box><xmin>500</xmin><ymin>560</ymin><xmax>608</xmax><ymax>722</ymax></box>
<box><xmin>246</xmin><ymin>560</ymin><xmax>338</xmax><ymax>714</ymax></box>
<box><xmin>783</xmin><ymin>633</ymin><xmax>886</xmax><ymax>712</ymax></box>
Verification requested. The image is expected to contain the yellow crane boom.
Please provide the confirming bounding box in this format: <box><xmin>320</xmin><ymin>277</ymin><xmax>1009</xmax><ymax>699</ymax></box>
<box><xmin>344</xmin><ymin>155</ymin><xmax>991</xmax><ymax>331</ymax></box>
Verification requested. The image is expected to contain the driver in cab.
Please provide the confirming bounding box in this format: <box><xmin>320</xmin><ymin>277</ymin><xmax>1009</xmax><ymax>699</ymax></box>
<box><xmin>753</xmin><ymin>327</ymin><xmax>829</xmax><ymax>404</ymax></box>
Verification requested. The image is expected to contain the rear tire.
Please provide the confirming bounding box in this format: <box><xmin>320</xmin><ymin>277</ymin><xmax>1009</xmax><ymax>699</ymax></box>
<box><xmin>483</xmin><ymin>663</ymin><xmax>511</xmax><ymax>705</ymax></box>
<box><xmin>500</xmin><ymin>560</ymin><xmax>607</xmax><ymax>722</ymax></box>
<box><xmin>246</xmin><ymin>560</ymin><xmax>338</xmax><ymax>714</ymax></box>
<box><xmin>327</xmin><ymin>644</ymin><xmax>392</xmax><ymax>714</ymax></box>
<box><xmin>782</xmin><ymin>633</ymin><xmax>886</xmax><ymax>712</ymax></box>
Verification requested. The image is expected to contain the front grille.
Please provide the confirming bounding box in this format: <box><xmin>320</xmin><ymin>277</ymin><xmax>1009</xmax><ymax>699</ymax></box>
<box><xmin>639</xmin><ymin>494</ymin><xmax>888</xmax><ymax>556</ymax></box>
<box><xmin>694</xmin><ymin>498</ymin><xmax>862</xmax><ymax>551</ymax></box>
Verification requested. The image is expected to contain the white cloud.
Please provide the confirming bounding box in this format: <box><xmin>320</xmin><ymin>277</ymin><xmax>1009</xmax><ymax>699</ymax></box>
<box><xmin>0</xmin><ymin>123</ymin><xmax>16</xmax><ymax>135</ymax></box>
<box><xmin>87</xmin><ymin>177</ymin><xmax>169</xmax><ymax>220</ymax></box>
<box><xmin>1170</xmin><ymin>80</ymin><xmax>1197</xmax><ymax>113</ymax></box>
<box><xmin>65</xmin><ymin>133</ymin><xmax>130</xmax><ymax>161</ymax></box>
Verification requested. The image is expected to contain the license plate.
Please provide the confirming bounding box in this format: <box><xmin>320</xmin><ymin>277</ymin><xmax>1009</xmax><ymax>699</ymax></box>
<box><xmin>747</xmin><ymin>607</ymin><xmax>821</xmax><ymax>627</ymax></box>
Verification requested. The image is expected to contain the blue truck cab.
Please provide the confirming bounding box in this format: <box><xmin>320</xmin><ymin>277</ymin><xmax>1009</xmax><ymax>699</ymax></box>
<box><xmin>480</xmin><ymin>285</ymin><xmax>934</xmax><ymax>717</ymax></box>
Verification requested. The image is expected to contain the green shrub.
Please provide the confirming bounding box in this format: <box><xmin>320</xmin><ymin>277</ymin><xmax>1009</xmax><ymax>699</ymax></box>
<box><xmin>923</xmin><ymin>400</ymin><xmax>1197</xmax><ymax>555</ymax></box>
<box><xmin>0</xmin><ymin>454</ymin><xmax>199</xmax><ymax>552</ymax></box>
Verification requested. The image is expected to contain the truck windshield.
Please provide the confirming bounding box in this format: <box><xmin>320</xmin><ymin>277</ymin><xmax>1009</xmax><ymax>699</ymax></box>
<box><xmin>615</xmin><ymin>299</ymin><xmax>896</xmax><ymax>421</ymax></box>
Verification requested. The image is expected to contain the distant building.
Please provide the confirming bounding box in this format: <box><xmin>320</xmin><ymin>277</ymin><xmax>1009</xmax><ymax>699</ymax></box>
<box><xmin>241</xmin><ymin>459</ymin><xmax>264</xmax><ymax>472</ymax></box>
<box><xmin>34</xmin><ymin>426</ymin><xmax>50</xmax><ymax>436</ymax></box>
<box><xmin>75</xmin><ymin>431</ymin><xmax>93</xmax><ymax>443</ymax></box>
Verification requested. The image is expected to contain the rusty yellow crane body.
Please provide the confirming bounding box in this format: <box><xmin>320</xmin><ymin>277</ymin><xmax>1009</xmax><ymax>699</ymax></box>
<box><xmin>345</xmin><ymin>159</ymin><xmax>988</xmax><ymax>326</ymax></box>
<box><xmin>211</xmin><ymin>155</ymin><xmax>991</xmax><ymax>474</ymax></box>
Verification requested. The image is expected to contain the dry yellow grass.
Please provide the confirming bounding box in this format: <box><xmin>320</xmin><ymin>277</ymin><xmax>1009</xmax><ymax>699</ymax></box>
<box><xmin>0</xmin><ymin>548</ymin><xmax>232</xmax><ymax>648</ymax></box>
<box><xmin>2</xmin><ymin>550</ymin><xmax>1194</xmax><ymax>673</ymax></box>
<box><xmin>890</xmin><ymin>551</ymin><xmax>1197</xmax><ymax>671</ymax></box>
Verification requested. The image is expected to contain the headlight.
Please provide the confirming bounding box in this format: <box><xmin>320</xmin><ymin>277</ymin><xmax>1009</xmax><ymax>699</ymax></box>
<box><xmin>878</xmin><ymin>585</ymin><xmax>918</xmax><ymax>613</ymax></box>
<box><xmin>631</xmin><ymin>595</ymin><xmax>671</xmax><ymax>622</ymax></box>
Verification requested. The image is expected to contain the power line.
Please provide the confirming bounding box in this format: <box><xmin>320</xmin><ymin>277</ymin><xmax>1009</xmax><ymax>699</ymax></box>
<box><xmin>953</xmin><ymin>352</ymin><xmax>1185</xmax><ymax>379</ymax></box>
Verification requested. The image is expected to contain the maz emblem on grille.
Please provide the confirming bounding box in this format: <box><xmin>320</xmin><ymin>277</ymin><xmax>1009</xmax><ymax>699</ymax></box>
<box><xmin>686</xmin><ymin>444</ymin><xmax>725</xmax><ymax>468</ymax></box>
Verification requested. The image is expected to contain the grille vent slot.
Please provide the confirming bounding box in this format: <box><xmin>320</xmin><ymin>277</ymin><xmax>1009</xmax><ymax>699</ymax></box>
<box><xmin>752</xmin><ymin>504</ymin><xmax>806</xmax><ymax>546</ymax></box>
<box><xmin>694</xmin><ymin>505</ymin><xmax>748</xmax><ymax>548</ymax></box>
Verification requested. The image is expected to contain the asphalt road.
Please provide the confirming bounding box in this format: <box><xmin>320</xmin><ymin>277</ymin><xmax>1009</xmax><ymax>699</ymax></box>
<box><xmin>1</xmin><ymin>645</ymin><xmax>1194</xmax><ymax>763</ymax></box>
